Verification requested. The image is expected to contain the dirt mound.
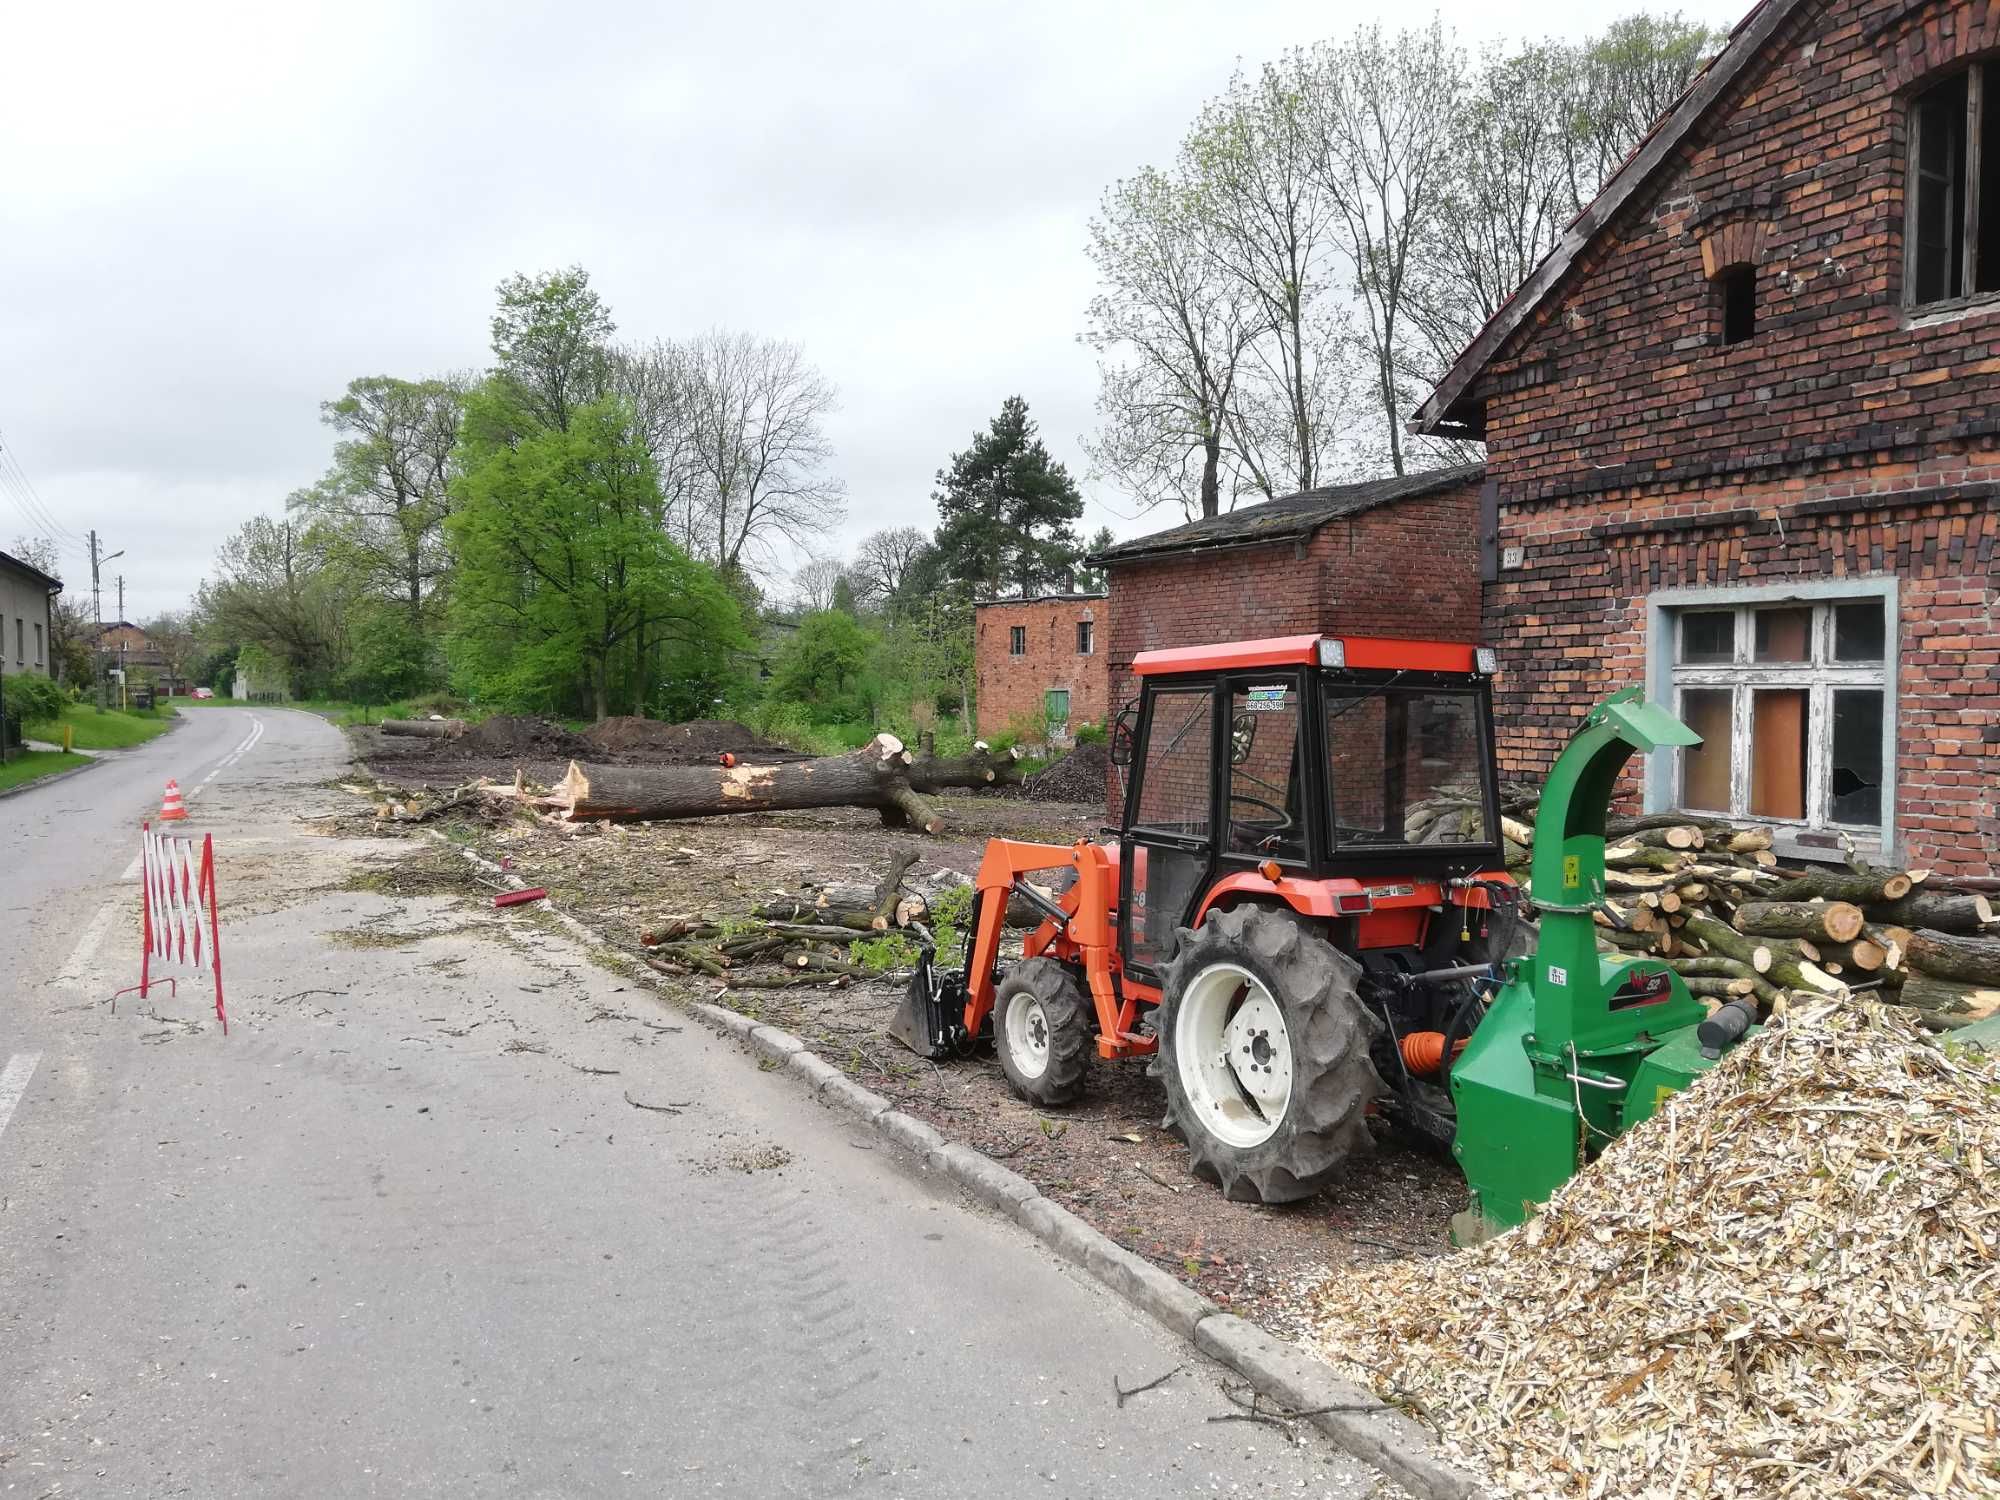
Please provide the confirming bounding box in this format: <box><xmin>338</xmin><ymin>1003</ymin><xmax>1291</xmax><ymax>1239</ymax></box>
<box><xmin>582</xmin><ymin>717</ymin><xmax>784</xmax><ymax>763</ymax></box>
<box><xmin>1024</xmin><ymin>742</ymin><xmax>1111</xmax><ymax>804</ymax></box>
<box><xmin>458</xmin><ymin>715</ymin><xmax>593</xmax><ymax>760</ymax></box>
<box><xmin>1310</xmin><ymin>999</ymin><xmax>2000</xmax><ymax>1497</ymax></box>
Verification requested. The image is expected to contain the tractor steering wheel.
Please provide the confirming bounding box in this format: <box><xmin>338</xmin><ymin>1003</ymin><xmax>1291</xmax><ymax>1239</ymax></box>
<box><xmin>1229</xmin><ymin>792</ymin><xmax>1292</xmax><ymax>829</ymax></box>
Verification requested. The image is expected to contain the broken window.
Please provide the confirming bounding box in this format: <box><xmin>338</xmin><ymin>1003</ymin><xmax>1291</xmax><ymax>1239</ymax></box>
<box><xmin>1668</xmin><ymin>596</ymin><xmax>1891</xmax><ymax>847</ymax></box>
<box><xmin>1907</xmin><ymin>63</ymin><xmax>2000</xmax><ymax>305</ymax></box>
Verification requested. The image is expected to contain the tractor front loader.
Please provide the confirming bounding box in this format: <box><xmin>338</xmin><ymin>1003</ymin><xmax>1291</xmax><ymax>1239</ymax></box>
<box><xmin>889</xmin><ymin>635</ymin><xmax>1761</xmax><ymax>1230</ymax></box>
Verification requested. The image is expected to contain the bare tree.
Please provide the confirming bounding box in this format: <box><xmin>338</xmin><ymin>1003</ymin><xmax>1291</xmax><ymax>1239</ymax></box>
<box><xmin>1560</xmin><ymin>14</ymin><xmax>1726</xmax><ymax>211</ymax></box>
<box><xmin>609</xmin><ymin>338</ymin><xmax>706</xmax><ymax>554</ymax></box>
<box><xmin>850</xmin><ymin>526</ymin><xmax>930</xmax><ymax>608</ymax></box>
<box><xmin>684</xmin><ymin>330</ymin><xmax>847</xmax><ymax>576</ymax></box>
<box><xmin>790</xmin><ymin>556</ymin><xmax>849</xmax><ymax>613</ymax></box>
<box><xmin>1307</xmin><ymin>22</ymin><xmax>1468</xmax><ymax>476</ymax></box>
<box><xmin>1083</xmin><ymin>163</ymin><xmax>1264</xmax><ymax>520</ymax></box>
<box><xmin>1186</xmin><ymin>58</ymin><xmax>1351</xmax><ymax>497</ymax></box>
<box><xmin>1407</xmin><ymin>42</ymin><xmax>1581</xmax><ymax>373</ymax></box>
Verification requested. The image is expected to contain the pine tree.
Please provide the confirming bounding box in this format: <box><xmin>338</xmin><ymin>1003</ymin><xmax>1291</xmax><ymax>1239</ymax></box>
<box><xmin>932</xmin><ymin>397</ymin><xmax>1085</xmax><ymax>596</ymax></box>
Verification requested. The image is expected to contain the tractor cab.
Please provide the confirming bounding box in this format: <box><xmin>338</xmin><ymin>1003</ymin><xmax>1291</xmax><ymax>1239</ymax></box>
<box><xmin>1110</xmin><ymin>634</ymin><xmax>1507</xmax><ymax>985</ymax></box>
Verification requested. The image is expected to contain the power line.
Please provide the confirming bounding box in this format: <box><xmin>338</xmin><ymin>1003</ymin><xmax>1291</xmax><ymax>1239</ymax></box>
<box><xmin>0</xmin><ymin>427</ymin><xmax>84</xmax><ymax>547</ymax></box>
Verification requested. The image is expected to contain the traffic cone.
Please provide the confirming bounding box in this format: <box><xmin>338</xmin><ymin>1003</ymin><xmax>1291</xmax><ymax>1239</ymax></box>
<box><xmin>159</xmin><ymin>780</ymin><xmax>189</xmax><ymax>821</ymax></box>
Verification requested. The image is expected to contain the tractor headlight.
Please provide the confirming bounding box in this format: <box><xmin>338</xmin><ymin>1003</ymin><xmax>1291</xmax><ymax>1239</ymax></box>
<box><xmin>1475</xmin><ymin>647</ymin><xmax>1499</xmax><ymax>675</ymax></box>
<box><xmin>1317</xmin><ymin>639</ymin><xmax>1346</xmax><ymax>669</ymax></box>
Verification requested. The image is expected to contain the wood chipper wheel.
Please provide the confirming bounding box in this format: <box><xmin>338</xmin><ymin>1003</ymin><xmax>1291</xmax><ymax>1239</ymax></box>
<box><xmin>994</xmin><ymin>959</ymin><xmax>1093</xmax><ymax>1107</ymax></box>
<box><xmin>1158</xmin><ymin>905</ymin><xmax>1382</xmax><ymax>1204</ymax></box>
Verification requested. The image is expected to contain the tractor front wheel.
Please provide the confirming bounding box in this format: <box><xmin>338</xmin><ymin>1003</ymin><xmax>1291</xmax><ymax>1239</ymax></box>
<box><xmin>1158</xmin><ymin>906</ymin><xmax>1381</xmax><ymax>1204</ymax></box>
<box><xmin>994</xmin><ymin>959</ymin><xmax>1093</xmax><ymax>1106</ymax></box>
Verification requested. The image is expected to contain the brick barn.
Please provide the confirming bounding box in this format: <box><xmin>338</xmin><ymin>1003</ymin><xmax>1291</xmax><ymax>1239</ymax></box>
<box><xmin>1091</xmin><ymin>466</ymin><xmax>1489</xmax><ymax>719</ymax></box>
<box><xmin>1413</xmin><ymin>0</ymin><xmax>2000</xmax><ymax>875</ymax></box>
<box><xmin>972</xmin><ymin>593</ymin><xmax>1108</xmax><ymax>742</ymax></box>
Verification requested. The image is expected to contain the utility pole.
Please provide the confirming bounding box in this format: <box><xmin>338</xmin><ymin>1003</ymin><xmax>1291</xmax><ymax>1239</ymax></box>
<box><xmin>87</xmin><ymin>530</ymin><xmax>125</xmax><ymax>709</ymax></box>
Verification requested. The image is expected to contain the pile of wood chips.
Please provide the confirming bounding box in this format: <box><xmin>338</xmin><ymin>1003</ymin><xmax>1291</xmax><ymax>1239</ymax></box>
<box><xmin>1311</xmin><ymin>999</ymin><xmax>2000</xmax><ymax>1498</ymax></box>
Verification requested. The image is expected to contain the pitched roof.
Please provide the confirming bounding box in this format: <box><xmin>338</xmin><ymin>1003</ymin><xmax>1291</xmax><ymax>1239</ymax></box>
<box><xmin>1090</xmin><ymin>464</ymin><xmax>1486</xmax><ymax>566</ymax></box>
<box><xmin>1411</xmin><ymin>0</ymin><xmax>1803</xmax><ymax>438</ymax></box>
<box><xmin>0</xmin><ymin>547</ymin><xmax>62</xmax><ymax>592</ymax></box>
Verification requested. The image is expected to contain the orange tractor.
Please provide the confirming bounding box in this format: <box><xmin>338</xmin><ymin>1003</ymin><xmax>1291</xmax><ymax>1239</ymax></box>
<box><xmin>890</xmin><ymin>633</ymin><xmax>1521</xmax><ymax>1204</ymax></box>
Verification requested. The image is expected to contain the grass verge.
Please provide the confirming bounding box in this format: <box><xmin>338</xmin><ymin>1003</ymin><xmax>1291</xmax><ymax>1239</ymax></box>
<box><xmin>0</xmin><ymin>749</ymin><xmax>94</xmax><ymax>792</ymax></box>
<box><xmin>33</xmin><ymin>703</ymin><xmax>178</xmax><ymax>750</ymax></box>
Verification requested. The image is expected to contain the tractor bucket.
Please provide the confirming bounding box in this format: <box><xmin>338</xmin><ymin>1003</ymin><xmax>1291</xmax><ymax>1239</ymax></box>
<box><xmin>887</xmin><ymin>963</ymin><xmax>950</xmax><ymax>1059</ymax></box>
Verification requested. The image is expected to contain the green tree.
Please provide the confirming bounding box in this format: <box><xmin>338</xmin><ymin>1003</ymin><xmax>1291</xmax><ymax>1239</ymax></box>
<box><xmin>290</xmin><ymin>374</ymin><xmax>464</xmax><ymax>639</ymax></box>
<box><xmin>932</xmin><ymin>397</ymin><xmax>1085</xmax><ymax>597</ymax></box>
<box><xmin>489</xmin><ymin>267</ymin><xmax>616</xmax><ymax>434</ymax></box>
<box><xmin>447</xmin><ymin>388</ymin><xmax>742</xmax><ymax>720</ymax></box>
<box><xmin>194</xmin><ymin>516</ymin><xmax>352</xmax><ymax>696</ymax></box>
<box><xmin>770</xmin><ymin>609</ymin><xmax>881</xmax><ymax>723</ymax></box>
<box><xmin>337</xmin><ymin>607</ymin><xmax>432</xmax><ymax>706</ymax></box>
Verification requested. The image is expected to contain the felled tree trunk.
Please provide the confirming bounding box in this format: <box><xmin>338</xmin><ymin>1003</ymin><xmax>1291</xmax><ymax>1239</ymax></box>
<box><xmin>1768</xmin><ymin>868</ymin><xmax>1915</xmax><ymax>903</ymax></box>
<box><xmin>906</xmin><ymin>743</ymin><xmax>1024</xmax><ymax>793</ymax></box>
<box><xmin>1865</xmin><ymin>892</ymin><xmax>1996</xmax><ymax>934</ymax></box>
<box><xmin>1683</xmin><ymin>913</ymin><xmax>1845</xmax><ymax>995</ymax></box>
<box><xmin>1898</xmin><ymin>971</ymin><xmax>2000</xmax><ymax>1018</ymax></box>
<box><xmin>1903</xmin><ymin>930</ymin><xmax>2000</xmax><ymax>987</ymax></box>
<box><xmin>379</xmin><ymin>719</ymin><xmax>466</xmax><ymax>738</ymax></box>
<box><xmin>1731</xmin><ymin>900</ymin><xmax>1867</xmax><ymax>944</ymax></box>
<box><xmin>539</xmin><ymin>735</ymin><xmax>947</xmax><ymax>832</ymax></box>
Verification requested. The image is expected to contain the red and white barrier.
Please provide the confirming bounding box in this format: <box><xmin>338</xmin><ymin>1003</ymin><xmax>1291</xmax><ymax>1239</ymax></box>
<box><xmin>115</xmin><ymin>823</ymin><xmax>228</xmax><ymax>1033</ymax></box>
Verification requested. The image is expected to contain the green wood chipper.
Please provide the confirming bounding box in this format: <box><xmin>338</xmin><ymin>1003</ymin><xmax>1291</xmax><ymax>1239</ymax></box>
<box><xmin>1449</xmin><ymin>687</ymin><xmax>1762</xmax><ymax>1242</ymax></box>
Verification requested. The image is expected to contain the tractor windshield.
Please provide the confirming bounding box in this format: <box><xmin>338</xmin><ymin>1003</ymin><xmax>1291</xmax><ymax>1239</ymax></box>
<box><xmin>1323</xmin><ymin>684</ymin><xmax>1494</xmax><ymax>848</ymax></box>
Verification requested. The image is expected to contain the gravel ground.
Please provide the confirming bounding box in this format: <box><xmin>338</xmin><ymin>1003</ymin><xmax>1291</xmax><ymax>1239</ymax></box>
<box><xmin>339</xmin><ymin>764</ymin><xmax>1464</xmax><ymax>1342</ymax></box>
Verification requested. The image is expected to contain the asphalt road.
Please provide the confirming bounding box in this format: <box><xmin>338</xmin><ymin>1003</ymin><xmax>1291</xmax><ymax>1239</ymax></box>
<box><xmin>0</xmin><ymin>708</ymin><xmax>1391</xmax><ymax>1499</ymax></box>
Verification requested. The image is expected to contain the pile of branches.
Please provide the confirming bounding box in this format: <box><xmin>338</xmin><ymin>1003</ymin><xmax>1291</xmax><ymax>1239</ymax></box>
<box><xmin>636</xmin><ymin>850</ymin><xmax>929</xmax><ymax>991</ymax></box>
<box><xmin>1496</xmin><ymin>796</ymin><xmax>2000</xmax><ymax>1027</ymax></box>
<box><xmin>1312</xmin><ymin>998</ymin><xmax>2000</xmax><ymax>1497</ymax></box>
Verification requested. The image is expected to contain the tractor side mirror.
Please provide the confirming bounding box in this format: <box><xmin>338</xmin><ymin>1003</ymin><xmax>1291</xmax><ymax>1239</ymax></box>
<box><xmin>1109</xmin><ymin>703</ymin><xmax>1139</xmax><ymax>767</ymax></box>
<box><xmin>1230</xmin><ymin>710</ymin><xmax>1257</xmax><ymax>766</ymax></box>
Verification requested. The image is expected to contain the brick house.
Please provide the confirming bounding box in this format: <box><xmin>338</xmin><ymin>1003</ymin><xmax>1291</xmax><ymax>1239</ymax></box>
<box><xmin>1412</xmin><ymin>0</ymin><xmax>2000</xmax><ymax>874</ymax></box>
<box><xmin>973</xmin><ymin>593</ymin><xmax>1108</xmax><ymax>742</ymax></box>
<box><xmin>1092</xmin><ymin>466</ymin><xmax>1489</xmax><ymax>719</ymax></box>
<box><xmin>93</xmin><ymin>621</ymin><xmax>189</xmax><ymax>698</ymax></box>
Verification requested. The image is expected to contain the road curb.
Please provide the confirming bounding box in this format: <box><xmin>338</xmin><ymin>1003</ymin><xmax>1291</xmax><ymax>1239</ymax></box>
<box><xmin>0</xmin><ymin>754</ymin><xmax>106</xmax><ymax>801</ymax></box>
<box><xmin>419</xmin><ymin>827</ymin><xmax>1490</xmax><ymax>1500</ymax></box>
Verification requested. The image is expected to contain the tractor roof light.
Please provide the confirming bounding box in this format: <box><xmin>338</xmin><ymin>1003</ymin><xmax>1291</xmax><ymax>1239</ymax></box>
<box><xmin>1317</xmin><ymin>638</ymin><xmax>1346</xmax><ymax>669</ymax></box>
<box><xmin>1475</xmin><ymin>646</ymin><xmax>1499</xmax><ymax>675</ymax></box>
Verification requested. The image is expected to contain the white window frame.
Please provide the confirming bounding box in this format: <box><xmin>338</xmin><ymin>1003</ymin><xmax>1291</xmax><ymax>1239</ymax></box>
<box><xmin>1076</xmin><ymin>619</ymin><xmax>1094</xmax><ymax>656</ymax></box>
<box><xmin>1009</xmin><ymin>625</ymin><xmax>1026</xmax><ymax>657</ymax></box>
<box><xmin>1644</xmin><ymin>578</ymin><xmax>1898</xmax><ymax>862</ymax></box>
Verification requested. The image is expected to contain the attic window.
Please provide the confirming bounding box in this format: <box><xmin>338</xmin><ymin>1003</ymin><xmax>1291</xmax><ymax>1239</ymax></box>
<box><xmin>1907</xmin><ymin>63</ymin><xmax>2000</xmax><ymax>305</ymax></box>
<box><xmin>1718</xmin><ymin>265</ymin><xmax>1757</xmax><ymax>345</ymax></box>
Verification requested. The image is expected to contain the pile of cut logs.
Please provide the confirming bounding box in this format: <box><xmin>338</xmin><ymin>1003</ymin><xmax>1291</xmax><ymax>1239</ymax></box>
<box><xmin>1499</xmin><ymin>804</ymin><xmax>2000</xmax><ymax>1027</ymax></box>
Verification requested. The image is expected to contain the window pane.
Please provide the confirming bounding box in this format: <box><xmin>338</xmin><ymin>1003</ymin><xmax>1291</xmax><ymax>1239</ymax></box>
<box><xmin>1230</xmin><ymin>682</ymin><xmax>1303</xmax><ymax>859</ymax></box>
<box><xmin>1753</xmin><ymin>608</ymin><xmax>1811</xmax><ymax>662</ymax></box>
<box><xmin>1136</xmin><ymin>690</ymin><xmax>1213</xmax><ymax>834</ymax></box>
<box><xmin>1680</xmin><ymin>611</ymin><xmax>1734</xmax><ymax>664</ymax></box>
<box><xmin>1982</xmin><ymin>64</ymin><xmax>2000</xmax><ymax>294</ymax></box>
<box><xmin>1830</xmin><ymin>690</ymin><xmax>1885</xmax><ymax>827</ymax></box>
<box><xmin>1681</xmin><ymin>689</ymin><xmax>1733</xmax><ymax>811</ymax></box>
<box><xmin>1325</xmin><ymin>688</ymin><xmax>1491</xmax><ymax>846</ymax></box>
<box><xmin>1833</xmin><ymin>601</ymin><xmax>1886</xmax><ymax>662</ymax></box>
<box><xmin>1326</xmin><ymin>695</ymin><xmax>1387</xmax><ymax>836</ymax></box>
<box><xmin>1914</xmin><ymin>72</ymin><xmax>1968</xmax><ymax>303</ymax></box>
<box><xmin>1750</xmin><ymin>689</ymin><xmax>1808</xmax><ymax>820</ymax></box>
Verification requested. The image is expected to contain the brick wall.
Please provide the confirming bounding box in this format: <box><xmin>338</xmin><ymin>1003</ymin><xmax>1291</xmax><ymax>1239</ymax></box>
<box><xmin>1105</xmin><ymin>480</ymin><xmax>1486</xmax><ymax>714</ymax></box>
<box><xmin>973</xmin><ymin>596</ymin><xmax>1108</xmax><ymax>740</ymax></box>
<box><xmin>1472</xmin><ymin>0</ymin><xmax>2000</xmax><ymax>874</ymax></box>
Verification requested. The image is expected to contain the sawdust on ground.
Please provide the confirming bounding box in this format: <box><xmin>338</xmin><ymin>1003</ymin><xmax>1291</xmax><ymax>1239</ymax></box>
<box><xmin>1309</xmin><ymin>998</ymin><xmax>2000</xmax><ymax>1498</ymax></box>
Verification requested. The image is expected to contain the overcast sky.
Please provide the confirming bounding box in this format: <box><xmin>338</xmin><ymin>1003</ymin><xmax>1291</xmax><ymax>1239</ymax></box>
<box><xmin>0</xmin><ymin>0</ymin><xmax>1743</xmax><ymax>623</ymax></box>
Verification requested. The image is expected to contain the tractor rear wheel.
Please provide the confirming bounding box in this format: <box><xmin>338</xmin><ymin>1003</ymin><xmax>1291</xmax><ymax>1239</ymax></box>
<box><xmin>1158</xmin><ymin>906</ymin><xmax>1381</xmax><ymax>1203</ymax></box>
<box><xmin>994</xmin><ymin>959</ymin><xmax>1093</xmax><ymax>1106</ymax></box>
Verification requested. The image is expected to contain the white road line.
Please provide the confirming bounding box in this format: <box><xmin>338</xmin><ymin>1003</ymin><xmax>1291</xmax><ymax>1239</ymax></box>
<box><xmin>186</xmin><ymin>716</ymin><xmax>263</xmax><ymax>801</ymax></box>
<box><xmin>0</xmin><ymin>1053</ymin><xmax>42</xmax><ymax>1144</ymax></box>
<box><xmin>121</xmin><ymin>852</ymin><xmax>143</xmax><ymax>880</ymax></box>
<box><xmin>55</xmin><ymin>899</ymin><xmax>125</xmax><ymax>991</ymax></box>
